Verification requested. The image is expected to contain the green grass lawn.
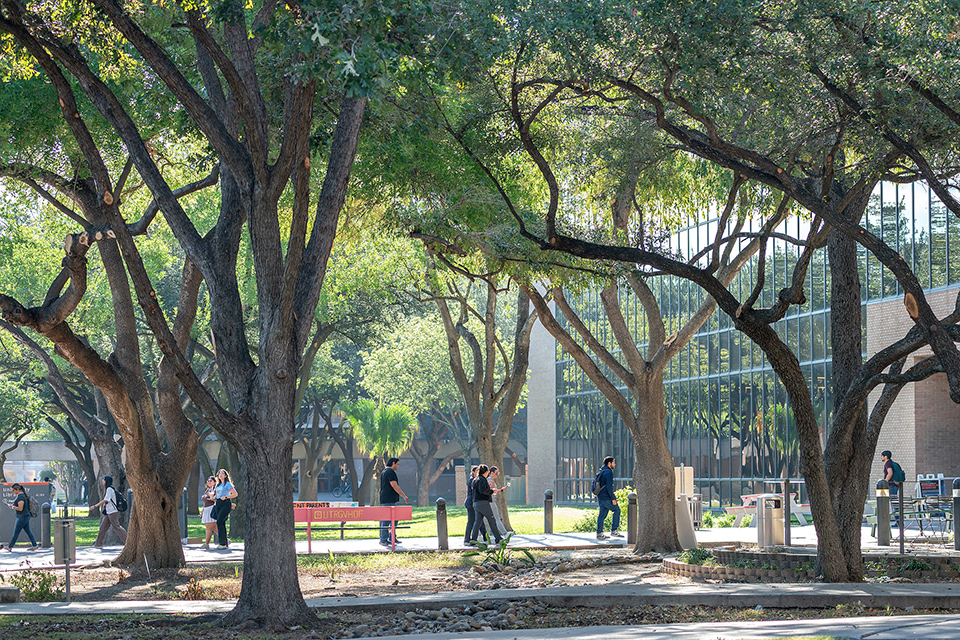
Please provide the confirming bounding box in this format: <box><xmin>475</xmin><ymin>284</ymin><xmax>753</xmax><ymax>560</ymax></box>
<box><xmin>66</xmin><ymin>505</ymin><xmax>597</xmax><ymax>546</ymax></box>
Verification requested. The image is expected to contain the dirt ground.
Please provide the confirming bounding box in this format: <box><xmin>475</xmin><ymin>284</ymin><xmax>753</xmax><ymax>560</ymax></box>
<box><xmin>63</xmin><ymin>550</ymin><xmax>670</xmax><ymax>601</ymax></box>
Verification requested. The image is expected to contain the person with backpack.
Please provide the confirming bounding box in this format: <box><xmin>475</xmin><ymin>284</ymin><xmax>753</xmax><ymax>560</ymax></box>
<box><xmin>92</xmin><ymin>475</ymin><xmax>128</xmax><ymax>548</ymax></box>
<box><xmin>2</xmin><ymin>484</ymin><xmax>39</xmax><ymax>551</ymax></box>
<box><xmin>880</xmin><ymin>450</ymin><xmax>904</xmax><ymax>522</ymax></box>
<box><xmin>595</xmin><ymin>456</ymin><xmax>622</xmax><ymax>540</ymax></box>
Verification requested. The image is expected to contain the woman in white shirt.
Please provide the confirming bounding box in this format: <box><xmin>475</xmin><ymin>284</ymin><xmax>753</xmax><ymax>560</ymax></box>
<box><xmin>92</xmin><ymin>475</ymin><xmax>127</xmax><ymax>548</ymax></box>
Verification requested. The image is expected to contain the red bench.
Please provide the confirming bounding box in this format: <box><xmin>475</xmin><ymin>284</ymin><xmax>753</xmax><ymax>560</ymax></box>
<box><xmin>293</xmin><ymin>504</ymin><xmax>413</xmax><ymax>552</ymax></box>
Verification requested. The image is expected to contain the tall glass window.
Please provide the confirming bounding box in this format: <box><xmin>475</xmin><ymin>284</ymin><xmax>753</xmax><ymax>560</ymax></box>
<box><xmin>554</xmin><ymin>183</ymin><xmax>954</xmax><ymax>506</ymax></box>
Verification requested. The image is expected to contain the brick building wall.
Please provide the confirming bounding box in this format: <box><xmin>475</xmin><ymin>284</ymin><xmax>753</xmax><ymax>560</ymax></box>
<box><xmin>866</xmin><ymin>287</ymin><xmax>960</xmax><ymax>494</ymax></box>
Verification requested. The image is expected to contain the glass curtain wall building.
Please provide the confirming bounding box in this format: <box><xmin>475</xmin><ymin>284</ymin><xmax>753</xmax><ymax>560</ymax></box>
<box><xmin>553</xmin><ymin>183</ymin><xmax>955</xmax><ymax>506</ymax></box>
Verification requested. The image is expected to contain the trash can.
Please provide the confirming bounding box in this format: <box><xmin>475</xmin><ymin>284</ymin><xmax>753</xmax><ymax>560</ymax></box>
<box><xmin>756</xmin><ymin>494</ymin><xmax>784</xmax><ymax>548</ymax></box>
<box><xmin>689</xmin><ymin>494</ymin><xmax>703</xmax><ymax>529</ymax></box>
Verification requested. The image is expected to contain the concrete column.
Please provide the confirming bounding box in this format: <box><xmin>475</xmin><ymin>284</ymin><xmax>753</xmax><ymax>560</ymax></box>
<box><xmin>455</xmin><ymin>465</ymin><xmax>466</xmax><ymax>506</ymax></box>
<box><xmin>526</xmin><ymin>300</ymin><xmax>557</xmax><ymax>505</ymax></box>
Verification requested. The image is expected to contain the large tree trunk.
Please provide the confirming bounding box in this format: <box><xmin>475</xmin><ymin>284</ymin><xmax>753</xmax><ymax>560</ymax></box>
<box><xmin>299</xmin><ymin>458</ymin><xmax>319</xmax><ymax>502</ymax></box>
<box><xmin>746</xmin><ymin>324</ymin><xmax>848</xmax><ymax>581</ymax></box>
<box><xmin>356</xmin><ymin>459</ymin><xmax>378</xmax><ymax>507</ymax></box>
<box><xmin>824</xmin><ymin>229</ymin><xmax>869</xmax><ymax>581</ymax></box>
<box><xmin>115</xmin><ymin>471</ymin><xmax>184</xmax><ymax>567</ymax></box>
<box><xmin>630</xmin><ymin>374</ymin><xmax>680</xmax><ymax>553</ymax></box>
<box><xmin>222</xmin><ymin>405</ymin><xmax>310</xmax><ymax>629</ymax></box>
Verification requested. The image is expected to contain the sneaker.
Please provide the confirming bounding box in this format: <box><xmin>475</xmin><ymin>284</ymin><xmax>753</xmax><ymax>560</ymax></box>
<box><xmin>201</xmin><ymin>543</ymin><xmax>209</xmax><ymax>550</ymax></box>
<box><xmin>465</xmin><ymin>540</ymin><xmax>478</xmax><ymax>546</ymax></box>
<box><xmin>610</xmin><ymin>530</ymin><xmax>623</xmax><ymax>538</ymax></box>
<box><xmin>596</xmin><ymin>533</ymin><xmax>609</xmax><ymax>540</ymax></box>
<box><xmin>216</xmin><ymin>544</ymin><xmax>228</xmax><ymax>550</ymax></box>
<box><xmin>29</xmin><ymin>546</ymin><xmax>39</xmax><ymax>551</ymax></box>
<box><xmin>379</xmin><ymin>540</ymin><xmax>391</xmax><ymax>546</ymax></box>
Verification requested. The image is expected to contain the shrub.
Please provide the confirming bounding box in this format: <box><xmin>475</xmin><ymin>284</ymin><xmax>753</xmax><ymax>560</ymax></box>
<box><xmin>464</xmin><ymin>534</ymin><xmax>535</xmax><ymax>566</ymax></box>
<box><xmin>702</xmin><ymin>511</ymin><xmax>737</xmax><ymax>528</ymax></box>
<box><xmin>900</xmin><ymin>558</ymin><xmax>933</xmax><ymax>573</ymax></box>
<box><xmin>571</xmin><ymin>486</ymin><xmax>635</xmax><ymax>532</ymax></box>
<box><xmin>8</xmin><ymin>568</ymin><xmax>64</xmax><ymax>602</ymax></box>
<box><xmin>676</xmin><ymin>548</ymin><xmax>713</xmax><ymax>565</ymax></box>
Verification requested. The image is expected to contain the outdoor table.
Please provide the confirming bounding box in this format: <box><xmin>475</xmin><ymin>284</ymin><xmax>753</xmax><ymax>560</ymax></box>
<box><xmin>723</xmin><ymin>493</ymin><xmax>812</xmax><ymax>527</ymax></box>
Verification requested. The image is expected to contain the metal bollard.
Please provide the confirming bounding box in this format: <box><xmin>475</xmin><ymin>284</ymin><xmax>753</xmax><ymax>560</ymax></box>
<box><xmin>627</xmin><ymin>492</ymin><xmax>638</xmax><ymax>545</ymax></box>
<box><xmin>954</xmin><ymin>478</ymin><xmax>960</xmax><ymax>552</ymax></box>
<box><xmin>41</xmin><ymin>503</ymin><xmax>52</xmax><ymax>548</ymax></box>
<box><xmin>782</xmin><ymin>478</ymin><xmax>792</xmax><ymax>547</ymax></box>
<box><xmin>543</xmin><ymin>490</ymin><xmax>553</xmax><ymax>534</ymax></box>
<box><xmin>876</xmin><ymin>479</ymin><xmax>890</xmax><ymax>546</ymax></box>
<box><xmin>897</xmin><ymin>487</ymin><xmax>905</xmax><ymax>555</ymax></box>
<box><xmin>178</xmin><ymin>488</ymin><xmax>189</xmax><ymax>539</ymax></box>
<box><xmin>436</xmin><ymin>498</ymin><xmax>448</xmax><ymax>550</ymax></box>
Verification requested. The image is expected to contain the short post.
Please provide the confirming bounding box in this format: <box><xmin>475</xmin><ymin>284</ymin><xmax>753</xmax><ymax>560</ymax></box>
<box><xmin>953</xmin><ymin>478</ymin><xmax>960</xmax><ymax>552</ymax></box>
<box><xmin>41</xmin><ymin>503</ymin><xmax>52</xmax><ymax>549</ymax></box>
<box><xmin>627</xmin><ymin>492</ymin><xmax>638</xmax><ymax>545</ymax></box>
<box><xmin>54</xmin><ymin>519</ymin><xmax>76</xmax><ymax>603</ymax></box>
<box><xmin>898</xmin><ymin>487</ymin><xmax>905</xmax><ymax>555</ymax></box>
<box><xmin>543</xmin><ymin>490</ymin><xmax>553</xmax><ymax>534</ymax></box>
<box><xmin>179</xmin><ymin>488</ymin><xmax>189</xmax><ymax>540</ymax></box>
<box><xmin>435</xmin><ymin>498</ymin><xmax>448</xmax><ymax>550</ymax></box>
<box><xmin>876</xmin><ymin>479</ymin><xmax>890</xmax><ymax>547</ymax></box>
<box><xmin>782</xmin><ymin>478</ymin><xmax>791</xmax><ymax>547</ymax></box>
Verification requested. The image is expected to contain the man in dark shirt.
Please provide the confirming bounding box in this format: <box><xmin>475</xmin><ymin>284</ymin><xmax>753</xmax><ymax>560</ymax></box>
<box><xmin>379</xmin><ymin>458</ymin><xmax>409</xmax><ymax>547</ymax></box>
<box><xmin>880</xmin><ymin>450</ymin><xmax>900</xmax><ymax>523</ymax></box>
<box><xmin>596</xmin><ymin>456</ymin><xmax>622</xmax><ymax>540</ymax></box>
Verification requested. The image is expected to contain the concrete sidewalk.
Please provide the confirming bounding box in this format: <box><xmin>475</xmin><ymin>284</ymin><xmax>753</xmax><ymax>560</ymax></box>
<box><xmin>0</xmin><ymin>532</ymin><xmax>629</xmax><ymax>572</ymax></box>
<box><xmin>2</xmin><ymin>583</ymin><xmax>960</xmax><ymax>640</ymax></box>
<box><xmin>3</xmin><ymin>580</ymin><xmax>960</xmax><ymax>614</ymax></box>
<box><xmin>4</xmin><ymin>522</ymin><xmax>951</xmax><ymax>573</ymax></box>
<box><xmin>377</xmin><ymin>614</ymin><xmax>960</xmax><ymax>639</ymax></box>
<box><xmin>2</xmin><ymin>523</ymin><xmax>954</xmax><ymax>575</ymax></box>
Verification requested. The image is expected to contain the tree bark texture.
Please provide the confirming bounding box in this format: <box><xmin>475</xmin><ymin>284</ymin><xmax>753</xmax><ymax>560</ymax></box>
<box><xmin>824</xmin><ymin>229</ymin><xmax>869</xmax><ymax>581</ymax></box>
<box><xmin>629</xmin><ymin>374</ymin><xmax>680</xmax><ymax>553</ymax></box>
<box><xmin>222</xmin><ymin>411</ymin><xmax>311</xmax><ymax>629</ymax></box>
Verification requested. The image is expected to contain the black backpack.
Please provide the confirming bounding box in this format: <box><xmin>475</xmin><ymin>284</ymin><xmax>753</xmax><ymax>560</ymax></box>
<box><xmin>590</xmin><ymin>468</ymin><xmax>604</xmax><ymax>496</ymax></box>
<box><xmin>111</xmin><ymin>487</ymin><xmax>128</xmax><ymax>513</ymax></box>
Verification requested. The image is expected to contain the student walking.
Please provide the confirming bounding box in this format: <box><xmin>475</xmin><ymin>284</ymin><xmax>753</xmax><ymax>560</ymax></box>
<box><xmin>213</xmin><ymin>469</ymin><xmax>238</xmax><ymax>549</ymax></box>
<box><xmin>463</xmin><ymin>466</ymin><xmax>487</xmax><ymax>544</ymax></box>
<box><xmin>595</xmin><ymin>456</ymin><xmax>622</xmax><ymax>540</ymax></box>
<box><xmin>3</xmin><ymin>484</ymin><xmax>39</xmax><ymax>551</ymax></box>
<box><xmin>92</xmin><ymin>476</ymin><xmax>127</xmax><ymax>548</ymax></box>
<box><xmin>469</xmin><ymin>465</ymin><xmax>503</xmax><ymax>545</ymax></box>
<box><xmin>487</xmin><ymin>466</ymin><xmax>511</xmax><ymax>536</ymax></box>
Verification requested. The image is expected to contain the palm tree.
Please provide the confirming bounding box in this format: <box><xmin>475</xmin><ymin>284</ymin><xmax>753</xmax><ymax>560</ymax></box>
<box><xmin>341</xmin><ymin>399</ymin><xmax>417</xmax><ymax>504</ymax></box>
